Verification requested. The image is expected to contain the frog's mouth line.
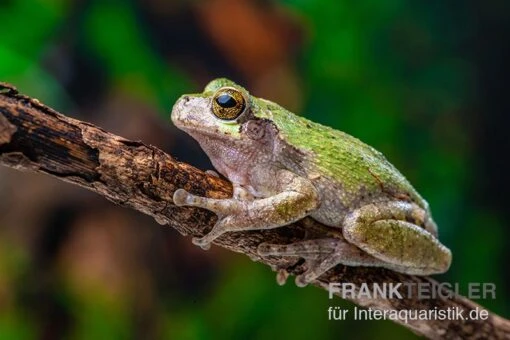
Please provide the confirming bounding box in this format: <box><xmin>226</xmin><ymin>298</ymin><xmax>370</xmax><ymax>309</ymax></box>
<box><xmin>175</xmin><ymin>121</ymin><xmax>244</xmax><ymax>141</ymax></box>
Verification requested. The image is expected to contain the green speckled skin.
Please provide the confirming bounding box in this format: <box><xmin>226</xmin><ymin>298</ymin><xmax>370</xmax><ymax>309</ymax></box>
<box><xmin>171</xmin><ymin>78</ymin><xmax>452</xmax><ymax>287</ymax></box>
<box><xmin>257</xmin><ymin>97</ymin><xmax>425</xmax><ymax>207</ymax></box>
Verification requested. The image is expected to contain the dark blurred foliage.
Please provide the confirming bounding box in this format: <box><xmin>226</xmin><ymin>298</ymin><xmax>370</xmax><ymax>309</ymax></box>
<box><xmin>0</xmin><ymin>0</ymin><xmax>508</xmax><ymax>339</ymax></box>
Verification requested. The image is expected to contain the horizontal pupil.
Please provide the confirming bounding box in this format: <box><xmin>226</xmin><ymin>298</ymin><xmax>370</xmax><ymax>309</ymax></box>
<box><xmin>216</xmin><ymin>94</ymin><xmax>237</xmax><ymax>108</ymax></box>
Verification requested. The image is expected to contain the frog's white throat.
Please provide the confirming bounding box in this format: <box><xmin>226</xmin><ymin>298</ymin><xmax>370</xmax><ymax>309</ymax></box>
<box><xmin>189</xmin><ymin>132</ymin><xmax>264</xmax><ymax>186</ymax></box>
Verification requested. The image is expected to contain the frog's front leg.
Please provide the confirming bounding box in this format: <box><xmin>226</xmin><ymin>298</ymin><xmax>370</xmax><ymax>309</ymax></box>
<box><xmin>173</xmin><ymin>169</ymin><xmax>319</xmax><ymax>249</ymax></box>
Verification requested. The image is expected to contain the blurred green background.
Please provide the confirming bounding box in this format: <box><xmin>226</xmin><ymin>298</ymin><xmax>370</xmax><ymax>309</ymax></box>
<box><xmin>0</xmin><ymin>0</ymin><xmax>508</xmax><ymax>339</ymax></box>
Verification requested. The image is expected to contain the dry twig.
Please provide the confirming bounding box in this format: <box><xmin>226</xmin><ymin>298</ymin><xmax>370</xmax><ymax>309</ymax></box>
<box><xmin>0</xmin><ymin>83</ymin><xmax>508</xmax><ymax>339</ymax></box>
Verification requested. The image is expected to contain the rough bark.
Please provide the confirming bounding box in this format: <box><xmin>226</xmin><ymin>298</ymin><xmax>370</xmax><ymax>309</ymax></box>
<box><xmin>0</xmin><ymin>82</ymin><xmax>508</xmax><ymax>339</ymax></box>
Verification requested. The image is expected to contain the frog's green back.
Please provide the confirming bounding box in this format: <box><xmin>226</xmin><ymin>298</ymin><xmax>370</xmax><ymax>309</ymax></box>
<box><xmin>255</xmin><ymin>98</ymin><xmax>426</xmax><ymax>208</ymax></box>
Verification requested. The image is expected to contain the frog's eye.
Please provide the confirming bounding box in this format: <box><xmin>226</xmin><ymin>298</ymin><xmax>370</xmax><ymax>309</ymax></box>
<box><xmin>212</xmin><ymin>88</ymin><xmax>246</xmax><ymax>120</ymax></box>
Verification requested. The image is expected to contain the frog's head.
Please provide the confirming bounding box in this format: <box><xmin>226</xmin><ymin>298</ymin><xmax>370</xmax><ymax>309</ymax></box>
<box><xmin>171</xmin><ymin>78</ymin><xmax>280</xmax><ymax>180</ymax></box>
<box><xmin>171</xmin><ymin>78</ymin><xmax>252</xmax><ymax>137</ymax></box>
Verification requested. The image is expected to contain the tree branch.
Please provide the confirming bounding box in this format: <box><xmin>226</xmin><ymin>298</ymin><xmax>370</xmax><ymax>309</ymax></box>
<box><xmin>0</xmin><ymin>82</ymin><xmax>508</xmax><ymax>339</ymax></box>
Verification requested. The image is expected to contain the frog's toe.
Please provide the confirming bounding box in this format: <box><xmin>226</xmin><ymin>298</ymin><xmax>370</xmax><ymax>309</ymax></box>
<box><xmin>205</xmin><ymin>170</ymin><xmax>220</xmax><ymax>177</ymax></box>
<box><xmin>173</xmin><ymin>189</ymin><xmax>211</xmax><ymax>208</ymax></box>
<box><xmin>191</xmin><ymin>236</ymin><xmax>211</xmax><ymax>250</ymax></box>
<box><xmin>295</xmin><ymin>273</ymin><xmax>312</xmax><ymax>288</ymax></box>
<box><xmin>276</xmin><ymin>269</ymin><xmax>289</xmax><ymax>286</ymax></box>
<box><xmin>173</xmin><ymin>189</ymin><xmax>191</xmax><ymax>206</ymax></box>
<box><xmin>191</xmin><ymin>218</ymin><xmax>232</xmax><ymax>250</ymax></box>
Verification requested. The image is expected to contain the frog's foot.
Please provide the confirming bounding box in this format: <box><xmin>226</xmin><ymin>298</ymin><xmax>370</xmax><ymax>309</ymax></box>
<box><xmin>258</xmin><ymin>239</ymin><xmax>387</xmax><ymax>287</ymax></box>
<box><xmin>173</xmin><ymin>189</ymin><xmax>246</xmax><ymax>249</ymax></box>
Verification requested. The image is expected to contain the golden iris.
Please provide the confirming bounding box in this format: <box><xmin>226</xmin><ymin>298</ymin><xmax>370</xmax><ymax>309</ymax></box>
<box><xmin>212</xmin><ymin>88</ymin><xmax>246</xmax><ymax>120</ymax></box>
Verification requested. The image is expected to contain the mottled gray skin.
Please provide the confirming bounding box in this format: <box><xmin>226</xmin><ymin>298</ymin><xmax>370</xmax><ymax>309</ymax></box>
<box><xmin>171</xmin><ymin>78</ymin><xmax>452</xmax><ymax>287</ymax></box>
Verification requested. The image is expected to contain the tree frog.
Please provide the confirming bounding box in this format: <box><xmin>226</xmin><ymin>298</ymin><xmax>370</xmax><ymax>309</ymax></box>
<box><xmin>171</xmin><ymin>78</ymin><xmax>452</xmax><ymax>287</ymax></box>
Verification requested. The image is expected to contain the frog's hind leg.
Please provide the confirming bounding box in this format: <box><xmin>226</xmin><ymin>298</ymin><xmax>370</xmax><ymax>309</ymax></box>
<box><xmin>258</xmin><ymin>238</ymin><xmax>390</xmax><ymax>287</ymax></box>
<box><xmin>342</xmin><ymin>202</ymin><xmax>452</xmax><ymax>276</ymax></box>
